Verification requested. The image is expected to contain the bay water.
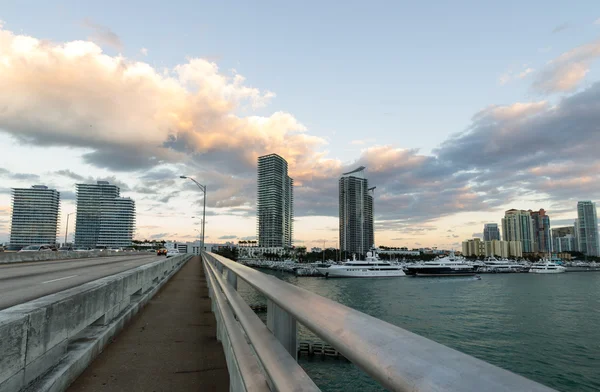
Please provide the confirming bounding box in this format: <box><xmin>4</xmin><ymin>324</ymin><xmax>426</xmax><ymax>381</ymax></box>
<box><xmin>238</xmin><ymin>270</ymin><xmax>600</xmax><ymax>391</ymax></box>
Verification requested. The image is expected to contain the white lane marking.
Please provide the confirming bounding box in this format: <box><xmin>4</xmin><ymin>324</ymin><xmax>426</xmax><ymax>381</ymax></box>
<box><xmin>42</xmin><ymin>275</ymin><xmax>78</xmax><ymax>284</ymax></box>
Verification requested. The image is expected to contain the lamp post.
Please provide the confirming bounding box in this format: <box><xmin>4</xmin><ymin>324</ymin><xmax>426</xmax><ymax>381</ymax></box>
<box><xmin>64</xmin><ymin>213</ymin><xmax>75</xmax><ymax>246</ymax></box>
<box><xmin>180</xmin><ymin>176</ymin><xmax>206</xmax><ymax>251</ymax></box>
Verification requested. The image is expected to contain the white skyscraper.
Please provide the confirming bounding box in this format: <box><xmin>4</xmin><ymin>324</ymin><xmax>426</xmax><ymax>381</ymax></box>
<box><xmin>74</xmin><ymin>181</ymin><xmax>135</xmax><ymax>249</ymax></box>
<box><xmin>9</xmin><ymin>185</ymin><xmax>60</xmax><ymax>250</ymax></box>
<box><xmin>577</xmin><ymin>201</ymin><xmax>599</xmax><ymax>257</ymax></box>
<box><xmin>257</xmin><ymin>154</ymin><xmax>293</xmax><ymax>248</ymax></box>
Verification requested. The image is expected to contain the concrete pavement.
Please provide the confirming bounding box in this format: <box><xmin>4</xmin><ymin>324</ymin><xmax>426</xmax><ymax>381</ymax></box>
<box><xmin>68</xmin><ymin>256</ymin><xmax>229</xmax><ymax>392</ymax></box>
<box><xmin>0</xmin><ymin>254</ymin><xmax>163</xmax><ymax>310</ymax></box>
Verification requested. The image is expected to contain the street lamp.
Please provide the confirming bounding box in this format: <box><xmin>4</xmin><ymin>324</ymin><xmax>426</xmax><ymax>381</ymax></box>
<box><xmin>180</xmin><ymin>176</ymin><xmax>206</xmax><ymax>251</ymax></box>
<box><xmin>64</xmin><ymin>213</ymin><xmax>75</xmax><ymax>246</ymax></box>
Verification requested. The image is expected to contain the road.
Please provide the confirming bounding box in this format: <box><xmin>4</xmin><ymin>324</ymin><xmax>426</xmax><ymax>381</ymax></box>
<box><xmin>0</xmin><ymin>254</ymin><xmax>163</xmax><ymax>310</ymax></box>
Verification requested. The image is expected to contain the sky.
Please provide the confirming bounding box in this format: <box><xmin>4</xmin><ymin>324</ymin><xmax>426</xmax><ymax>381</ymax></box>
<box><xmin>0</xmin><ymin>1</ymin><xmax>600</xmax><ymax>249</ymax></box>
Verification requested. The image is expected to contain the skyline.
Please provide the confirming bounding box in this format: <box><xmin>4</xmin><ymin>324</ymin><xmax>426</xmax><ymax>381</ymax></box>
<box><xmin>1</xmin><ymin>3</ymin><xmax>600</xmax><ymax>248</ymax></box>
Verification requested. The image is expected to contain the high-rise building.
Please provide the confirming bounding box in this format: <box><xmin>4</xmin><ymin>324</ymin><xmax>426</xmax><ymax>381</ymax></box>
<box><xmin>530</xmin><ymin>209</ymin><xmax>551</xmax><ymax>254</ymax></box>
<box><xmin>257</xmin><ymin>154</ymin><xmax>293</xmax><ymax>248</ymax></box>
<box><xmin>366</xmin><ymin>187</ymin><xmax>376</xmax><ymax>251</ymax></box>
<box><xmin>502</xmin><ymin>209</ymin><xmax>535</xmax><ymax>253</ymax></box>
<box><xmin>339</xmin><ymin>166</ymin><xmax>374</xmax><ymax>256</ymax></box>
<box><xmin>74</xmin><ymin>181</ymin><xmax>135</xmax><ymax>249</ymax></box>
<box><xmin>577</xmin><ymin>201</ymin><xmax>599</xmax><ymax>256</ymax></box>
<box><xmin>483</xmin><ymin>223</ymin><xmax>500</xmax><ymax>241</ymax></box>
<box><xmin>9</xmin><ymin>185</ymin><xmax>60</xmax><ymax>250</ymax></box>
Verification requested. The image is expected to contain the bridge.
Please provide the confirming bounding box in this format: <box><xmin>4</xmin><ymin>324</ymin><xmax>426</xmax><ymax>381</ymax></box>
<box><xmin>0</xmin><ymin>251</ymin><xmax>556</xmax><ymax>392</ymax></box>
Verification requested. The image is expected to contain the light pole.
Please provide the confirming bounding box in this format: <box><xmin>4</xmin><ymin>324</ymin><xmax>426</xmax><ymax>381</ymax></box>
<box><xmin>180</xmin><ymin>176</ymin><xmax>206</xmax><ymax>251</ymax></box>
<box><xmin>64</xmin><ymin>213</ymin><xmax>75</xmax><ymax>246</ymax></box>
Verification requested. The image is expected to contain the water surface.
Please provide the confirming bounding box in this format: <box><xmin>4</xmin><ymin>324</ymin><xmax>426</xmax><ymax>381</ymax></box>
<box><xmin>238</xmin><ymin>270</ymin><xmax>600</xmax><ymax>391</ymax></box>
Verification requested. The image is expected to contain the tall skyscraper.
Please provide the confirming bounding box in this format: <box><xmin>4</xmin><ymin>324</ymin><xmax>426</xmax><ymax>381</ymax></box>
<box><xmin>551</xmin><ymin>226</ymin><xmax>577</xmax><ymax>252</ymax></box>
<box><xmin>9</xmin><ymin>185</ymin><xmax>60</xmax><ymax>249</ymax></box>
<box><xmin>483</xmin><ymin>223</ymin><xmax>500</xmax><ymax>241</ymax></box>
<box><xmin>577</xmin><ymin>201</ymin><xmax>599</xmax><ymax>256</ymax></box>
<box><xmin>529</xmin><ymin>209</ymin><xmax>551</xmax><ymax>254</ymax></box>
<box><xmin>502</xmin><ymin>209</ymin><xmax>535</xmax><ymax>253</ymax></box>
<box><xmin>74</xmin><ymin>181</ymin><xmax>135</xmax><ymax>249</ymax></box>
<box><xmin>257</xmin><ymin>154</ymin><xmax>293</xmax><ymax>248</ymax></box>
<box><xmin>339</xmin><ymin>166</ymin><xmax>374</xmax><ymax>256</ymax></box>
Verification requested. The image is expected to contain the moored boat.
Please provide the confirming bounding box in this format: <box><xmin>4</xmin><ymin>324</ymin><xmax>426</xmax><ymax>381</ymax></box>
<box><xmin>405</xmin><ymin>252</ymin><xmax>477</xmax><ymax>277</ymax></box>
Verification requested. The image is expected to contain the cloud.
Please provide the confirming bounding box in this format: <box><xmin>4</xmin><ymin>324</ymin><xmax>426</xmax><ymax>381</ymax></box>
<box><xmin>0</xmin><ymin>25</ymin><xmax>332</xmax><ymax>192</ymax></box>
<box><xmin>150</xmin><ymin>233</ymin><xmax>169</xmax><ymax>239</ymax></box>
<box><xmin>2</xmin><ymin>25</ymin><xmax>600</xmax><ymax>235</ymax></box>
<box><xmin>0</xmin><ymin>168</ymin><xmax>40</xmax><ymax>182</ymax></box>
<box><xmin>240</xmin><ymin>236</ymin><xmax>256</xmax><ymax>240</ymax></box>
<box><xmin>472</xmin><ymin>233</ymin><xmax>483</xmax><ymax>238</ymax></box>
<box><xmin>532</xmin><ymin>39</ymin><xmax>600</xmax><ymax>94</ymax></box>
<box><xmin>140</xmin><ymin>47</ymin><xmax>148</xmax><ymax>56</ymax></box>
<box><xmin>594</xmin><ymin>18</ymin><xmax>600</xmax><ymax>25</ymax></box>
<box><xmin>54</xmin><ymin>170</ymin><xmax>85</xmax><ymax>181</ymax></box>
<box><xmin>551</xmin><ymin>23</ymin><xmax>572</xmax><ymax>34</ymax></box>
<box><xmin>82</xmin><ymin>19</ymin><xmax>123</xmax><ymax>50</ymax></box>
<box><xmin>517</xmin><ymin>68</ymin><xmax>535</xmax><ymax>79</ymax></box>
<box><xmin>218</xmin><ymin>235</ymin><xmax>237</xmax><ymax>239</ymax></box>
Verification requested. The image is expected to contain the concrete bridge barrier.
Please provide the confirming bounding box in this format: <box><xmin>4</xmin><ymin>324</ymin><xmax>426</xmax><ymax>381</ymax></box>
<box><xmin>0</xmin><ymin>253</ymin><xmax>192</xmax><ymax>392</ymax></box>
<box><xmin>0</xmin><ymin>251</ymin><xmax>153</xmax><ymax>265</ymax></box>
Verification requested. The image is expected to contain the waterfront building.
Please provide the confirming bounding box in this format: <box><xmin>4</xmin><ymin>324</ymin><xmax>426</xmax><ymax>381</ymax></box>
<box><xmin>508</xmin><ymin>241</ymin><xmax>523</xmax><ymax>258</ymax></box>
<box><xmin>74</xmin><ymin>181</ymin><xmax>135</xmax><ymax>249</ymax></box>
<box><xmin>9</xmin><ymin>185</ymin><xmax>60</xmax><ymax>250</ymax></box>
<box><xmin>529</xmin><ymin>209</ymin><xmax>551</xmax><ymax>254</ymax></box>
<box><xmin>463</xmin><ymin>238</ymin><xmax>521</xmax><ymax>258</ymax></box>
<box><xmin>502</xmin><ymin>209</ymin><xmax>535</xmax><ymax>253</ymax></box>
<box><xmin>483</xmin><ymin>223</ymin><xmax>501</xmax><ymax>241</ymax></box>
<box><xmin>339</xmin><ymin>166</ymin><xmax>374</xmax><ymax>257</ymax></box>
<box><xmin>577</xmin><ymin>201</ymin><xmax>599</xmax><ymax>257</ymax></box>
<box><xmin>485</xmin><ymin>240</ymin><xmax>510</xmax><ymax>258</ymax></box>
<box><xmin>551</xmin><ymin>226</ymin><xmax>577</xmax><ymax>252</ymax></box>
<box><xmin>257</xmin><ymin>154</ymin><xmax>293</xmax><ymax>248</ymax></box>
<box><xmin>462</xmin><ymin>238</ymin><xmax>485</xmax><ymax>257</ymax></box>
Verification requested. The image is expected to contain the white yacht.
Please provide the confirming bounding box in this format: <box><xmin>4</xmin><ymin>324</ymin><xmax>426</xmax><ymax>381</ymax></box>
<box><xmin>529</xmin><ymin>261</ymin><xmax>566</xmax><ymax>274</ymax></box>
<box><xmin>482</xmin><ymin>257</ymin><xmax>524</xmax><ymax>273</ymax></box>
<box><xmin>316</xmin><ymin>251</ymin><xmax>406</xmax><ymax>278</ymax></box>
<box><xmin>405</xmin><ymin>252</ymin><xmax>477</xmax><ymax>277</ymax></box>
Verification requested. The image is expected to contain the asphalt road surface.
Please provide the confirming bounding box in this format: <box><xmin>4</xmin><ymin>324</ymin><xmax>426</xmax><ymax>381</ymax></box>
<box><xmin>0</xmin><ymin>254</ymin><xmax>163</xmax><ymax>310</ymax></box>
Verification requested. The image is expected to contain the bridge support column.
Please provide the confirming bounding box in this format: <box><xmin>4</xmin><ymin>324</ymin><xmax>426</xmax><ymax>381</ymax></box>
<box><xmin>267</xmin><ymin>299</ymin><xmax>297</xmax><ymax>361</ymax></box>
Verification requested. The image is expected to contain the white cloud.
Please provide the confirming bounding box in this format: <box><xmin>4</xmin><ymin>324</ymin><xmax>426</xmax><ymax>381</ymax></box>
<box><xmin>517</xmin><ymin>67</ymin><xmax>535</xmax><ymax>79</ymax></box>
<box><xmin>140</xmin><ymin>47</ymin><xmax>148</xmax><ymax>56</ymax></box>
<box><xmin>594</xmin><ymin>18</ymin><xmax>600</xmax><ymax>25</ymax></box>
<box><xmin>532</xmin><ymin>38</ymin><xmax>600</xmax><ymax>93</ymax></box>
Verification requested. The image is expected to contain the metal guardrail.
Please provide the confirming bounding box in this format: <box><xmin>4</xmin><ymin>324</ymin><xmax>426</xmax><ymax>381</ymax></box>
<box><xmin>203</xmin><ymin>252</ymin><xmax>556</xmax><ymax>392</ymax></box>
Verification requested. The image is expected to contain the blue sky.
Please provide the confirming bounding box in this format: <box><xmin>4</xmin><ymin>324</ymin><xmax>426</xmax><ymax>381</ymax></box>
<box><xmin>4</xmin><ymin>0</ymin><xmax>599</xmax><ymax>158</ymax></box>
<box><xmin>0</xmin><ymin>1</ymin><xmax>599</xmax><ymax>247</ymax></box>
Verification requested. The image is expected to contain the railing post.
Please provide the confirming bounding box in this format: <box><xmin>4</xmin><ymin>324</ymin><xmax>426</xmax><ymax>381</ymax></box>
<box><xmin>267</xmin><ymin>299</ymin><xmax>297</xmax><ymax>361</ymax></box>
<box><xmin>227</xmin><ymin>268</ymin><xmax>238</xmax><ymax>290</ymax></box>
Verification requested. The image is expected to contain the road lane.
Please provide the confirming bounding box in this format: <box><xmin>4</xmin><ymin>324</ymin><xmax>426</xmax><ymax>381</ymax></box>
<box><xmin>0</xmin><ymin>254</ymin><xmax>165</xmax><ymax>310</ymax></box>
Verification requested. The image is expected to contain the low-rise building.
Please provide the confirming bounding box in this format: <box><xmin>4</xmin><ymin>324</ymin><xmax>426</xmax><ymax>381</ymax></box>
<box><xmin>463</xmin><ymin>239</ymin><xmax>522</xmax><ymax>258</ymax></box>
<box><xmin>462</xmin><ymin>238</ymin><xmax>485</xmax><ymax>257</ymax></box>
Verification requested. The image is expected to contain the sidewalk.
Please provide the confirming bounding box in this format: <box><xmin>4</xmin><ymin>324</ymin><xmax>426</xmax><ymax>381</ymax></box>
<box><xmin>68</xmin><ymin>256</ymin><xmax>229</xmax><ymax>392</ymax></box>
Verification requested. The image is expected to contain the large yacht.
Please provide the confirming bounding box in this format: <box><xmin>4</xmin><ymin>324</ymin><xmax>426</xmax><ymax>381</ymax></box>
<box><xmin>315</xmin><ymin>251</ymin><xmax>406</xmax><ymax>278</ymax></box>
<box><xmin>529</xmin><ymin>261</ymin><xmax>566</xmax><ymax>274</ymax></box>
<box><xmin>481</xmin><ymin>257</ymin><xmax>524</xmax><ymax>273</ymax></box>
<box><xmin>405</xmin><ymin>252</ymin><xmax>477</xmax><ymax>277</ymax></box>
